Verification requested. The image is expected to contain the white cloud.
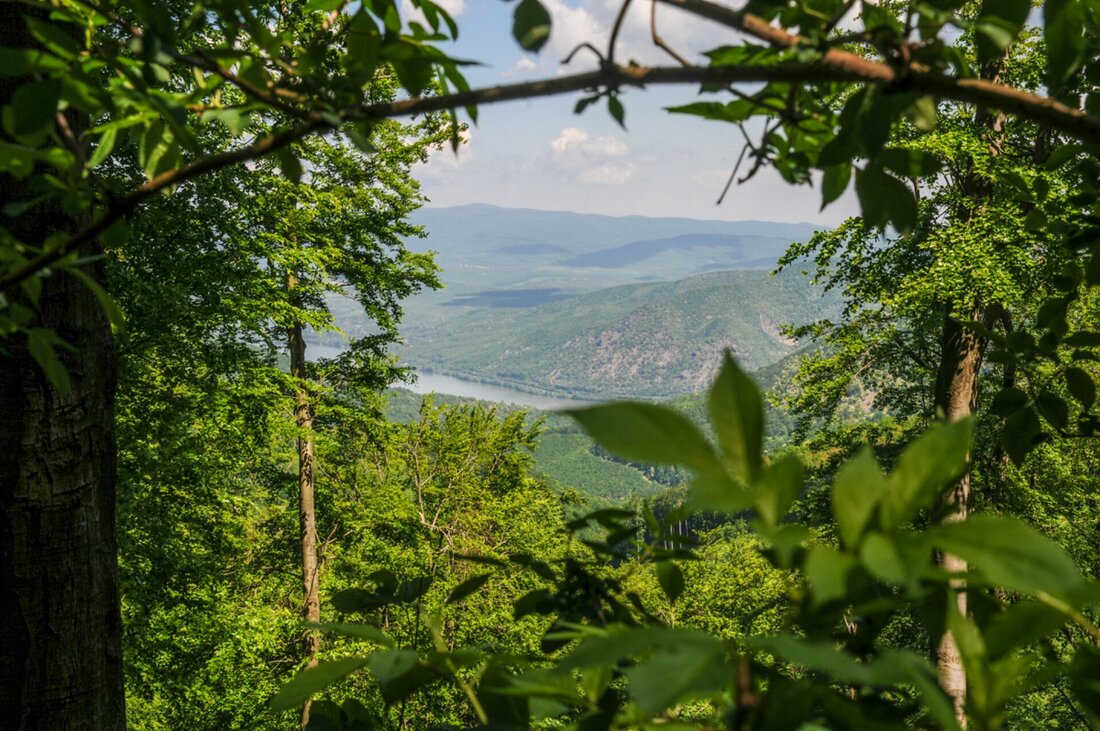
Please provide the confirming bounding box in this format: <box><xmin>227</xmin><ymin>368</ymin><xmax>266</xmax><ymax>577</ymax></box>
<box><xmin>400</xmin><ymin>0</ymin><xmax>467</xmax><ymax>31</ymax></box>
<box><xmin>551</xmin><ymin>127</ymin><xmax>628</xmax><ymax>157</ymax></box>
<box><xmin>579</xmin><ymin>162</ymin><xmax>637</xmax><ymax>184</ymax></box>
<box><xmin>549</xmin><ymin>127</ymin><xmax>633</xmax><ymax>184</ymax></box>
<box><xmin>433</xmin><ymin>0</ymin><xmax>466</xmax><ymax>16</ymax></box>
<box><xmin>545</xmin><ymin>0</ymin><xmax>604</xmax><ymax>61</ymax></box>
<box><xmin>500</xmin><ymin>57</ymin><xmax>538</xmax><ymax>78</ymax></box>
<box><xmin>516</xmin><ymin>0</ymin><xmax>723</xmax><ymax>74</ymax></box>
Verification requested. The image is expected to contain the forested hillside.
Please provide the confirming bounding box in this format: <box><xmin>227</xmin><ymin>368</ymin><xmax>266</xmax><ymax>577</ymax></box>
<box><xmin>403</xmin><ymin>268</ymin><xmax>839</xmax><ymax>398</ymax></box>
<box><xmin>315</xmin><ymin>206</ymin><xmax>821</xmax><ymax>348</ymax></box>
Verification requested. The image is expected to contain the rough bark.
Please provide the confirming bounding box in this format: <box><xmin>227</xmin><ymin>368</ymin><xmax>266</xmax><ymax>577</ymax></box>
<box><xmin>0</xmin><ymin>7</ymin><xmax>126</xmax><ymax>729</ymax></box>
<box><xmin>288</xmin><ymin>299</ymin><xmax>320</xmax><ymax>728</ymax></box>
<box><xmin>930</xmin><ymin>51</ymin><xmax>1010</xmax><ymax>726</ymax></box>
<box><xmin>932</xmin><ymin>305</ymin><xmax>986</xmax><ymax>727</ymax></box>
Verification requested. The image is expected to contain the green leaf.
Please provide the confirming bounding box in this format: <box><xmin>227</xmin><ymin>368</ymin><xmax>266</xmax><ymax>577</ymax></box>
<box><xmin>946</xmin><ymin>598</ymin><xmax>989</xmax><ymax>707</ymax></box>
<box><xmin>667</xmin><ymin>100</ymin><xmax>755</xmax><ymax>123</ymax></box>
<box><xmin>1001</xmin><ymin>407</ymin><xmax>1042</xmax><ymax>465</ymax></box>
<box><xmin>68</xmin><ymin>268</ymin><xmax>125</xmax><ymax>331</ymax></box>
<box><xmin>310</xmin><ymin>622</ymin><xmax>395</xmax><ymax>646</ymax></box>
<box><xmin>1036</xmin><ymin>390</ymin><xmax>1069</xmax><ymax>430</ymax></box>
<box><xmin>26</xmin><ymin>327</ymin><xmax>71</xmax><ymax>393</ymax></box>
<box><xmin>513</xmin><ymin>0</ymin><xmax>551</xmax><ymax>52</ymax></box>
<box><xmin>87</xmin><ymin>126</ymin><xmax>118</xmax><ymax>169</ymax></box>
<box><xmin>574</xmin><ymin>94</ymin><xmax>600</xmax><ymax>114</ymax></box>
<box><xmin>831</xmin><ymin>447</ymin><xmax>885</xmax><ymax>549</ymax></box>
<box><xmin>879</xmin><ymin>148</ymin><xmax>942</xmax><ymax>178</ymax></box>
<box><xmin>747</xmin><ymin>636</ymin><xmax>871</xmax><ymax>685</ymax></box>
<box><xmin>820</xmin><ymin>164</ymin><xmax>851</xmax><ymax>210</ymax></box>
<box><xmin>331</xmin><ymin>587</ymin><xmax>389</xmax><ymax>612</ymax></box>
<box><xmin>201</xmin><ymin>108</ymin><xmax>250</xmax><ymax>136</ymax></box>
<box><xmin>275</xmin><ymin>146</ymin><xmax>303</xmax><ymax>184</ymax></box>
<box><xmin>1045</xmin><ymin>0</ymin><xmax>1086</xmax><ymax>85</ymax></box>
<box><xmin>879</xmin><ymin>419</ymin><xmax>973</xmax><ymax>529</ymax></box>
<box><xmin>982</xmin><ymin>602</ymin><xmax>1068</xmax><ymax>661</ymax></box>
<box><xmin>446</xmin><ymin>573</ymin><xmax>491</xmax><ymax>604</ymax></box>
<box><xmin>905</xmin><ymin>95</ymin><xmax>937</xmax><ymax>132</ymax></box>
<box><xmin>855</xmin><ymin>87</ymin><xmax>893</xmax><ymax>157</ymax></box>
<box><xmin>990</xmin><ymin>386</ymin><xmax>1028</xmax><ymax>416</ymax></box>
<box><xmin>928</xmin><ymin>514</ymin><xmax>1088</xmax><ymax>598</ymax></box>
<box><xmin>753</xmin><ymin>454</ymin><xmax>803</xmax><ymax>527</ymax></box>
<box><xmin>1064</xmin><ymin>367</ymin><xmax>1096</xmax><ymax>408</ymax></box>
<box><xmin>688</xmin><ymin>469</ymin><xmax>755</xmax><ymax>512</ymax></box>
<box><xmin>1070</xmin><ymin>644</ymin><xmax>1100</xmax><ymax>722</ymax></box>
<box><xmin>707</xmin><ymin>351</ymin><xmax>763</xmax><ymax>484</ymax></box>
<box><xmin>2</xmin><ymin>195</ymin><xmax>48</xmax><ymax>218</ymax></box>
<box><xmin>367</xmin><ymin>649</ymin><xmax>437</xmax><ymax>703</ymax></box>
<box><xmin>513</xmin><ymin>589</ymin><xmax>552</xmax><ymax>619</ymax></box>
<box><xmin>270</xmin><ymin>657</ymin><xmax>368</xmax><ymax>712</ymax></box>
<box><xmin>138</xmin><ymin>119</ymin><xmax>180</xmax><ymax>181</ymax></box>
<box><xmin>0</xmin><ymin>48</ymin><xmax>68</xmax><ymax>76</ymax></box>
<box><xmin>804</xmin><ymin>545</ymin><xmax>856</xmax><ymax>606</ymax></box>
<box><xmin>6</xmin><ymin>79</ymin><xmax>62</xmax><ymax>137</ymax></box>
<box><xmin>854</xmin><ymin>164</ymin><xmax>889</xmax><ymax>228</ymax></box>
<box><xmin>656</xmin><ymin>561</ymin><xmax>684</xmax><ymax>604</ymax></box>
<box><xmin>858</xmin><ymin>532</ymin><xmax>909</xmax><ymax>585</ymax></box>
<box><xmin>884</xmin><ymin>177</ymin><xmax>918</xmax><ymax>234</ymax></box>
<box><xmin>624</xmin><ymin>638</ymin><xmax>727</xmax><ymax>716</ymax></box>
<box><xmin>25</xmin><ymin>17</ymin><xmax>81</xmax><ymax>59</ymax></box>
<box><xmin>567</xmin><ymin>402</ymin><xmax>721</xmax><ymax>473</ymax></box>
<box><xmin>974</xmin><ymin>17</ymin><xmax>1015</xmax><ymax>58</ymax></box>
<box><xmin>607</xmin><ymin>95</ymin><xmax>625</xmax><ymax>129</ymax></box>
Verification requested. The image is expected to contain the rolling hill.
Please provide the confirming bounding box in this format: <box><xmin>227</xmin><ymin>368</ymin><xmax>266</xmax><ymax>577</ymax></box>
<box><xmin>401</xmin><ymin>267</ymin><xmax>837</xmax><ymax>399</ymax></box>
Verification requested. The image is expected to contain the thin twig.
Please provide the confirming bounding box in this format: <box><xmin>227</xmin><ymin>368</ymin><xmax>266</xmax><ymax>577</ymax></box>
<box><xmin>650</xmin><ymin>0</ymin><xmax>691</xmax><ymax>67</ymax></box>
<box><xmin>717</xmin><ymin>144</ymin><xmax>749</xmax><ymax>205</ymax></box>
<box><xmin>607</xmin><ymin>0</ymin><xmax>634</xmax><ymax>65</ymax></box>
<box><xmin>562</xmin><ymin>41</ymin><xmax>605</xmax><ymax>65</ymax></box>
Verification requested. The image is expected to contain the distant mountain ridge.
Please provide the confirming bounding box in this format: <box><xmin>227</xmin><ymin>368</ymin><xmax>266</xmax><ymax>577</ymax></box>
<box><xmin>315</xmin><ymin>205</ymin><xmax>831</xmax><ymax>399</ymax></box>
<box><xmin>409</xmin><ymin>204</ymin><xmax>821</xmax><ymax>256</ymax></box>
<box><xmin>563</xmin><ymin>233</ymin><xmax>789</xmax><ymax>269</ymax></box>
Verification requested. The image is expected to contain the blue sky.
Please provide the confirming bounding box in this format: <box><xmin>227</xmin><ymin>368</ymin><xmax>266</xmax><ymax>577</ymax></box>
<box><xmin>409</xmin><ymin>0</ymin><xmax>860</xmax><ymax>225</ymax></box>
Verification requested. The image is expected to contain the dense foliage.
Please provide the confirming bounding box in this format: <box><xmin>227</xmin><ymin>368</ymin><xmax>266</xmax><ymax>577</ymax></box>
<box><xmin>2</xmin><ymin>0</ymin><xmax>1100</xmax><ymax>727</ymax></box>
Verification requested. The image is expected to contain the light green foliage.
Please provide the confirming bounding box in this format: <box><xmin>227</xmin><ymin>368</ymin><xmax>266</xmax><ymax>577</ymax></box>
<box><xmin>386</xmin><ymin>388</ymin><xmax>677</xmax><ymax>502</ymax></box>
<box><xmin>774</xmin><ymin>29</ymin><xmax>1100</xmax><ymax>456</ymax></box>
<box><xmin>290</xmin><ymin>357</ymin><xmax>1100</xmax><ymax>729</ymax></box>
<box><xmin>4</xmin><ymin>0</ymin><xmax>1100</xmax><ymax>728</ymax></box>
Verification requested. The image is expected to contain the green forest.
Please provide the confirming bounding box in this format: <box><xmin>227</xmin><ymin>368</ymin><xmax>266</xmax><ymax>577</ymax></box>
<box><xmin>2</xmin><ymin>0</ymin><xmax>1100</xmax><ymax>729</ymax></box>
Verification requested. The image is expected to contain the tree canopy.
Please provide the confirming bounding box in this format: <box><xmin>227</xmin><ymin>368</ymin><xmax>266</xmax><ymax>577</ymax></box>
<box><xmin>1</xmin><ymin>0</ymin><xmax>1099</xmax><ymax>727</ymax></box>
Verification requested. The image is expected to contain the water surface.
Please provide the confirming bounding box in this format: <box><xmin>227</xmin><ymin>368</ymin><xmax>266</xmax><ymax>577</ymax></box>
<box><xmin>305</xmin><ymin>343</ymin><xmax>600</xmax><ymax>411</ymax></box>
<box><xmin>403</xmin><ymin>371</ymin><xmax>600</xmax><ymax>411</ymax></box>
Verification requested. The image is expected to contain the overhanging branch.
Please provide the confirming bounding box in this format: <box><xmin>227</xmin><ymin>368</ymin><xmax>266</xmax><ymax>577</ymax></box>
<box><xmin>3</xmin><ymin>43</ymin><xmax>1098</xmax><ymax>293</ymax></box>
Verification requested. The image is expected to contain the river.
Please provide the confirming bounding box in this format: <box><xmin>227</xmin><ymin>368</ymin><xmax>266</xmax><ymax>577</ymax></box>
<box><xmin>306</xmin><ymin>343</ymin><xmax>601</xmax><ymax>411</ymax></box>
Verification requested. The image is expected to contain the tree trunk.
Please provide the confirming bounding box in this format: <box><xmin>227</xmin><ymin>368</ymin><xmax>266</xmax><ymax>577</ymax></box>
<box><xmin>0</xmin><ymin>7</ymin><xmax>126</xmax><ymax>729</ymax></box>
<box><xmin>932</xmin><ymin>303</ymin><xmax>986</xmax><ymax>728</ymax></box>
<box><xmin>288</xmin><ymin>300</ymin><xmax>320</xmax><ymax>729</ymax></box>
<box><xmin>930</xmin><ymin>52</ymin><xmax>1009</xmax><ymax>724</ymax></box>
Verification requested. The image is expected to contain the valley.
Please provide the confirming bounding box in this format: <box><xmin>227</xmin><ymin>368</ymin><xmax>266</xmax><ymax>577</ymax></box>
<box><xmin>316</xmin><ymin>204</ymin><xmax>837</xmax><ymax>510</ymax></box>
<box><xmin>313</xmin><ymin>204</ymin><xmax>836</xmax><ymax>401</ymax></box>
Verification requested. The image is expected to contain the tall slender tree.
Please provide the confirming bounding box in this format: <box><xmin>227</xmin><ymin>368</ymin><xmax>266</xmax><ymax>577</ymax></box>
<box><xmin>776</xmin><ymin>26</ymin><xmax>1077</xmax><ymax>722</ymax></box>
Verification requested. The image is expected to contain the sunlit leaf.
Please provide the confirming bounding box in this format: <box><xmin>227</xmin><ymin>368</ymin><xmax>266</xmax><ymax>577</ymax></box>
<box><xmin>270</xmin><ymin>658</ymin><xmax>368</xmax><ymax>712</ymax></box>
